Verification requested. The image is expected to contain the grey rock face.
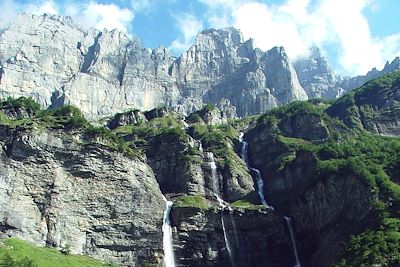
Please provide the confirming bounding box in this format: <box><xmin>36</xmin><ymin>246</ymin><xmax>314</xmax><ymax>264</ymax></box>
<box><xmin>0</xmin><ymin>127</ymin><xmax>164</xmax><ymax>266</ymax></box>
<box><xmin>171</xmin><ymin>206</ymin><xmax>292</xmax><ymax>267</ymax></box>
<box><xmin>0</xmin><ymin>14</ymin><xmax>308</xmax><ymax>120</ymax></box>
<box><xmin>294</xmin><ymin>47</ymin><xmax>343</xmax><ymax>99</ymax></box>
<box><xmin>295</xmin><ymin>47</ymin><xmax>400</xmax><ymax>99</ymax></box>
<box><xmin>144</xmin><ymin>130</ymin><xmax>254</xmax><ymax>201</ymax></box>
<box><xmin>107</xmin><ymin>109</ymin><xmax>147</xmax><ymax>130</ymax></box>
<box><xmin>279</xmin><ymin>112</ymin><xmax>330</xmax><ymax>141</ymax></box>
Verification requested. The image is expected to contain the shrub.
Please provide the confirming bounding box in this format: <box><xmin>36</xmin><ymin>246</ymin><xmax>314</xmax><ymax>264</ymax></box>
<box><xmin>1</xmin><ymin>96</ymin><xmax>41</xmax><ymax>113</ymax></box>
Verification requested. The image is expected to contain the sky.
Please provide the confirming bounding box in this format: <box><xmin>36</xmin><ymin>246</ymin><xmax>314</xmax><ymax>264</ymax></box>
<box><xmin>0</xmin><ymin>0</ymin><xmax>399</xmax><ymax>76</ymax></box>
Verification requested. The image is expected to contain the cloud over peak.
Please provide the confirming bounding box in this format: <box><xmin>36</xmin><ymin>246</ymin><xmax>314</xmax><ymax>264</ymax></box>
<box><xmin>0</xmin><ymin>0</ymin><xmax>134</xmax><ymax>33</ymax></box>
<box><xmin>196</xmin><ymin>0</ymin><xmax>400</xmax><ymax>75</ymax></box>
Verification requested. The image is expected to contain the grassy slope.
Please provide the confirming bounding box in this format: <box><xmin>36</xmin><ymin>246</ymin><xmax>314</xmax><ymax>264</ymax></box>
<box><xmin>0</xmin><ymin>238</ymin><xmax>116</xmax><ymax>267</ymax></box>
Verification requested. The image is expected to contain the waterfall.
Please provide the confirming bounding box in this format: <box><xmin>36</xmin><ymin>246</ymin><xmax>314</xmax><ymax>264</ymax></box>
<box><xmin>285</xmin><ymin>216</ymin><xmax>301</xmax><ymax>267</ymax></box>
<box><xmin>230</xmin><ymin>213</ymin><xmax>240</xmax><ymax>249</ymax></box>
<box><xmin>215</xmin><ymin>194</ymin><xmax>235</xmax><ymax>267</ymax></box>
<box><xmin>240</xmin><ymin>132</ymin><xmax>301</xmax><ymax>266</ymax></box>
<box><xmin>205</xmin><ymin>151</ymin><xmax>238</xmax><ymax>266</ymax></box>
<box><xmin>203</xmin><ymin>152</ymin><xmax>219</xmax><ymax>195</ymax></box>
<box><xmin>162</xmin><ymin>195</ymin><xmax>176</xmax><ymax>267</ymax></box>
<box><xmin>239</xmin><ymin>133</ymin><xmax>274</xmax><ymax>210</ymax></box>
<box><xmin>198</xmin><ymin>141</ymin><xmax>203</xmax><ymax>152</ymax></box>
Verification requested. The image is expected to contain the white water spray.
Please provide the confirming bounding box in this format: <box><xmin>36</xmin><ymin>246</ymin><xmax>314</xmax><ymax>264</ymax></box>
<box><xmin>285</xmin><ymin>216</ymin><xmax>301</xmax><ymax>267</ymax></box>
<box><xmin>162</xmin><ymin>195</ymin><xmax>176</xmax><ymax>267</ymax></box>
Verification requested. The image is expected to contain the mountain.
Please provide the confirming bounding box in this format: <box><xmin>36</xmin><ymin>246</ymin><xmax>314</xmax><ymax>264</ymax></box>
<box><xmin>0</xmin><ymin>13</ymin><xmax>308</xmax><ymax>120</ymax></box>
<box><xmin>294</xmin><ymin>47</ymin><xmax>400</xmax><ymax>100</ymax></box>
<box><xmin>1</xmin><ymin>71</ymin><xmax>399</xmax><ymax>266</ymax></box>
<box><xmin>338</xmin><ymin>57</ymin><xmax>400</xmax><ymax>91</ymax></box>
<box><xmin>1</xmin><ymin>13</ymin><xmax>399</xmax><ymax>121</ymax></box>
<box><xmin>294</xmin><ymin>47</ymin><xmax>344</xmax><ymax>99</ymax></box>
<box><xmin>1</xmin><ymin>12</ymin><xmax>400</xmax><ymax>267</ymax></box>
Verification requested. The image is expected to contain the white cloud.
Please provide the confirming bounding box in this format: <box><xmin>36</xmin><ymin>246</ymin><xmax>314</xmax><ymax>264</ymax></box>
<box><xmin>0</xmin><ymin>1</ymin><xmax>134</xmax><ymax>33</ymax></box>
<box><xmin>25</xmin><ymin>0</ymin><xmax>59</xmax><ymax>15</ymax></box>
<box><xmin>80</xmin><ymin>2</ymin><xmax>134</xmax><ymax>32</ymax></box>
<box><xmin>131</xmin><ymin>0</ymin><xmax>151</xmax><ymax>11</ymax></box>
<box><xmin>0</xmin><ymin>0</ymin><xmax>20</xmax><ymax>28</ymax></box>
<box><xmin>169</xmin><ymin>13</ymin><xmax>204</xmax><ymax>53</ymax></box>
<box><xmin>199</xmin><ymin>0</ymin><xmax>400</xmax><ymax>75</ymax></box>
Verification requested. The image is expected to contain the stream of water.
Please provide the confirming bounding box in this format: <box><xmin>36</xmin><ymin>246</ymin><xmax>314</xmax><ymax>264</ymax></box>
<box><xmin>204</xmin><ymin>150</ymin><xmax>237</xmax><ymax>267</ymax></box>
<box><xmin>215</xmin><ymin>194</ymin><xmax>235</xmax><ymax>267</ymax></box>
<box><xmin>285</xmin><ymin>216</ymin><xmax>301</xmax><ymax>267</ymax></box>
<box><xmin>162</xmin><ymin>195</ymin><xmax>176</xmax><ymax>267</ymax></box>
<box><xmin>239</xmin><ymin>132</ymin><xmax>301</xmax><ymax>267</ymax></box>
<box><xmin>239</xmin><ymin>133</ymin><xmax>274</xmax><ymax>210</ymax></box>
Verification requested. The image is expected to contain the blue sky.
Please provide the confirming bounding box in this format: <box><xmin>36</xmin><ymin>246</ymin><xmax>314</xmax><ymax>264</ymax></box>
<box><xmin>0</xmin><ymin>0</ymin><xmax>399</xmax><ymax>75</ymax></box>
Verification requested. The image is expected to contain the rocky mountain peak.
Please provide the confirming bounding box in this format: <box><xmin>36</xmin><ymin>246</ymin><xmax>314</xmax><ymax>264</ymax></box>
<box><xmin>9</xmin><ymin>12</ymin><xmax>78</xmax><ymax>31</ymax></box>
<box><xmin>196</xmin><ymin>27</ymin><xmax>243</xmax><ymax>48</ymax></box>
<box><xmin>267</xmin><ymin>46</ymin><xmax>287</xmax><ymax>58</ymax></box>
<box><xmin>294</xmin><ymin>47</ymin><xmax>341</xmax><ymax>99</ymax></box>
<box><xmin>339</xmin><ymin>56</ymin><xmax>400</xmax><ymax>92</ymax></box>
<box><xmin>0</xmin><ymin>13</ymin><xmax>310</xmax><ymax>119</ymax></box>
<box><xmin>2</xmin><ymin>12</ymin><xmax>396</xmax><ymax>121</ymax></box>
<box><xmin>383</xmin><ymin>56</ymin><xmax>400</xmax><ymax>72</ymax></box>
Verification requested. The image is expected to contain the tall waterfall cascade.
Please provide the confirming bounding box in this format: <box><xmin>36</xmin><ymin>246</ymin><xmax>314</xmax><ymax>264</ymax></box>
<box><xmin>162</xmin><ymin>195</ymin><xmax>176</xmax><ymax>267</ymax></box>
<box><xmin>239</xmin><ymin>132</ymin><xmax>301</xmax><ymax>267</ymax></box>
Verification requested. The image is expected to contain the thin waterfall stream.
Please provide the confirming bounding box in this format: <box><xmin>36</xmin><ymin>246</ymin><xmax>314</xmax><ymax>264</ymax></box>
<box><xmin>239</xmin><ymin>133</ymin><xmax>274</xmax><ymax>210</ymax></box>
<box><xmin>162</xmin><ymin>195</ymin><xmax>176</xmax><ymax>267</ymax></box>
<box><xmin>285</xmin><ymin>216</ymin><xmax>301</xmax><ymax>267</ymax></box>
<box><xmin>215</xmin><ymin>194</ymin><xmax>235</xmax><ymax>267</ymax></box>
<box><xmin>239</xmin><ymin>132</ymin><xmax>301</xmax><ymax>267</ymax></box>
<box><xmin>203</xmin><ymin>149</ymin><xmax>236</xmax><ymax>266</ymax></box>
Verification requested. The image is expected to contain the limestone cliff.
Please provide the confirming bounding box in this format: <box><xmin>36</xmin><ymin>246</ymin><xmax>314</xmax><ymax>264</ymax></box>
<box><xmin>0</xmin><ymin>14</ymin><xmax>307</xmax><ymax>120</ymax></box>
<box><xmin>0</xmin><ymin>126</ymin><xmax>164</xmax><ymax>266</ymax></box>
<box><xmin>294</xmin><ymin>47</ymin><xmax>343</xmax><ymax>99</ymax></box>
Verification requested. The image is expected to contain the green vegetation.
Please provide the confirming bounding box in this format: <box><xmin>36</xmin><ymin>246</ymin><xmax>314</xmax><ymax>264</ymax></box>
<box><xmin>173</xmin><ymin>195</ymin><xmax>209</xmax><ymax>210</ymax></box>
<box><xmin>0</xmin><ymin>238</ymin><xmax>117</xmax><ymax>267</ymax></box>
<box><xmin>327</xmin><ymin>71</ymin><xmax>400</xmax><ymax>129</ymax></box>
<box><xmin>37</xmin><ymin>105</ymin><xmax>88</xmax><ymax>128</ymax></box>
<box><xmin>0</xmin><ymin>97</ymin><xmax>89</xmax><ymax>129</ymax></box>
<box><xmin>258</xmin><ymin>100</ymin><xmax>328</xmax><ymax>126</ymax></box>
<box><xmin>0</xmin><ymin>96</ymin><xmax>41</xmax><ymax>114</ymax></box>
<box><xmin>190</xmin><ymin>123</ymin><xmax>239</xmax><ymax>168</ymax></box>
<box><xmin>180</xmin><ymin>146</ymin><xmax>203</xmax><ymax>164</ymax></box>
<box><xmin>230</xmin><ymin>199</ymin><xmax>264</xmax><ymax>210</ymax></box>
<box><xmin>0</xmin><ymin>97</ymin><xmax>142</xmax><ymax>159</ymax></box>
<box><xmin>334</xmin><ymin>218</ymin><xmax>400</xmax><ymax>267</ymax></box>
<box><xmin>246</xmin><ymin>72</ymin><xmax>400</xmax><ymax>266</ymax></box>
